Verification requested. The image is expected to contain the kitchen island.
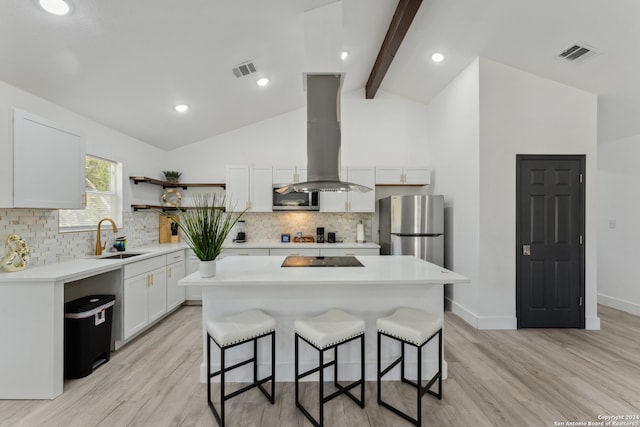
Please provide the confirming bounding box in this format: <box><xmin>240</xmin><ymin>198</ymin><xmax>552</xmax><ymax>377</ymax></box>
<box><xmin>179</xmin><ymin>255</ymin><xmax>469</xmax><ymax>383</ymax></box>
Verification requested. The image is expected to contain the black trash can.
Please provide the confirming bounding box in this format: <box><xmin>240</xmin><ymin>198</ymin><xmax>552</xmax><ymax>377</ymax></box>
<box><xmin>64</xmin><ymin>295</ymin><xmax>115</xmax><ymax>379</ymax></box>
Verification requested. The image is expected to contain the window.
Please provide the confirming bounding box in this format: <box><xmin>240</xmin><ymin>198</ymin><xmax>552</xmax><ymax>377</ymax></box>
<box><xmin>59</xmin><ymin>155</ymin><xmax>123</xmax><ymax>232</ymax></box>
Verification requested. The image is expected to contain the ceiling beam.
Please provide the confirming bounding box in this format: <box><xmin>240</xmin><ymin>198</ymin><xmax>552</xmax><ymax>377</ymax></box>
<box><xmin>365</xmin><ymin>0</ymin><xmax>423</xmax><ymax>99</ymax></box>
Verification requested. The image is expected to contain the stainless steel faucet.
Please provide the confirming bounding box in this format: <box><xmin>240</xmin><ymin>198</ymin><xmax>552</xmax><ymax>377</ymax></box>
<box><xmin>95</xmin><ymin>218</ymin><xmax>118</xmax><ymax>256</ymax></box>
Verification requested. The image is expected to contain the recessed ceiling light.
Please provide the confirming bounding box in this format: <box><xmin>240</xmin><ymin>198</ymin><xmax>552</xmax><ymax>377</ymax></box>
<box><xmin>174</xmin><ymin>104</ymin><xmax>189</xmax><ymax>113</ymax></box>
<box><xmin>431</xmin><ymin>52</ymin><xmax>445</xmax><ymax>63</ymax></box>
<box><xmin>341</xmin><ymin>51</ymin><xmax>349</xmax><ymax>61</ymax></box>
<box><xmin>257</xmin><ymin>77</ymin><xmax>270</xmax><ymax>87</ymax></box>
<box><xmin>39</xmin><ymin>0</ymin><xmax>70</xmax><ymax>15</ymax></box>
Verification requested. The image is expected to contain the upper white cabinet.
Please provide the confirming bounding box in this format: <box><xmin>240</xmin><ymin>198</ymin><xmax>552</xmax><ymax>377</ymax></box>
<box><xmin>273</xmin><ymin>166</ymin><xmax>307</xmax><ymax>184</ymax></box>
<box><xmin>320</xmin><ymin>166</ymin><xmax>375</xmax><ymax>212</ymax></box>
<box><xmin>375</xmin><ymin>166</ymin><xmax>431</xmax><ymax>185</ymax></box>
<box><xmin>226</xmin><ymin>165</ymin><xmax>272</xmax><ymax>212</ymax></box>
<box><xmin>2</xmin><ymin>109</ymin><xmax>85</xmax><ymax>208</ymax></box>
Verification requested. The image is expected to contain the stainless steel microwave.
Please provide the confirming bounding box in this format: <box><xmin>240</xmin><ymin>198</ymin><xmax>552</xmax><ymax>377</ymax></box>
<box><xmin>272</xmin><ymin>185</ymin><xmax>319</xmax><ymax>211</ymax></box>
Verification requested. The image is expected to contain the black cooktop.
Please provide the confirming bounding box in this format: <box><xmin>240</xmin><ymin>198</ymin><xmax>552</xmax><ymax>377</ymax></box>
<box><xmin>281</xmin><ymin>256</ymin><xmax>364</xmax><ymax>267</ymax></box>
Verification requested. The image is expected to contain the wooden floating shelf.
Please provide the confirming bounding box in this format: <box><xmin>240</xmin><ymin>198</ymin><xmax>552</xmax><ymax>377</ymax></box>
<box><xmin>130</xmin><ymin>204</ymin><xmax>225</xmax><ymax>212</ymax></box>
<box><xmin>129</xmin><ymin>176</ymin><xmax>226</xmax><ymax>190</ymax></box>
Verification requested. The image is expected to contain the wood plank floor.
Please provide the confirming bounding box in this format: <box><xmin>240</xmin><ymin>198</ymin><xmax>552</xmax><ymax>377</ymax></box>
<box><xmin>1</xmin><ymin>305</ymin><xmax>639</xmax><ymax>427</ymax></box>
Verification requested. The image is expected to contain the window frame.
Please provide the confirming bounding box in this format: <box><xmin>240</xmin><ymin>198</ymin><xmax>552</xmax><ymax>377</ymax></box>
<box><xmin>58</xmin><ymin>155</ymin><xmax>123</xmax><ymax>233</ymax></box>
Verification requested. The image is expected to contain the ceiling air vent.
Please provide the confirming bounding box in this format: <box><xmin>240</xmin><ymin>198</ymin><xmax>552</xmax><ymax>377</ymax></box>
<box><xmin>232</xmin><ymin>61</ymin><xmax>257</xmax><ymax>78</ymax></box>
<box><xmin>558</xmin><ymin>43</ymin><xmax>597</xmax><ymax>62</ymax></box>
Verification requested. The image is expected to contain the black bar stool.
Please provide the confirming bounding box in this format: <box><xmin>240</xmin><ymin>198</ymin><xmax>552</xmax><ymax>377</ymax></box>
<box><xmin>206</xmin><ymin>309</ymin><xmax>276</xmax><ymax>427</ymax></box>
<box><xmin>377</xmin><ymin>307</ymin><xmax>443</xmax><ymax>426</ymax></box>
<box><xmin>294</xmin><ymin>308</ymin><xmax>366</xmax><ymax>427</ymax></box>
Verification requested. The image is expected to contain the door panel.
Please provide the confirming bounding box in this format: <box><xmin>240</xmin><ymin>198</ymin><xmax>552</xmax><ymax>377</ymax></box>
<box><xmin>390</xmin><ymin>234</ymin><xmax>444</xmax><ymax>266</ymax></box>
<box><xmin>517</xmin><ymin>155</ymin><xmax>584</xmax><ymax>328</ymax></box>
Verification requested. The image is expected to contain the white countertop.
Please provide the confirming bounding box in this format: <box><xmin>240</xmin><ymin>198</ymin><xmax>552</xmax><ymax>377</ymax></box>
<box><xmin>222</xmin><ymin>241</ymin><xmax>380</xmax><ymax>249</ymax></box>
<box><xmin>0</xmin><ymin>243</ymin><xmax>187</xmax><ymax>283</ymax></box>
<box><xmin>180</xmin><ymin>255</ymin><xmax>469</xmax><ymax>286</ymax></box>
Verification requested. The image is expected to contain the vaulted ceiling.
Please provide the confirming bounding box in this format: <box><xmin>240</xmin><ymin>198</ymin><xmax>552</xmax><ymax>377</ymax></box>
<box><xmin>1</xmin><ymin>0</ymin><xmax>639</xmax><ymax>150</ymax></box>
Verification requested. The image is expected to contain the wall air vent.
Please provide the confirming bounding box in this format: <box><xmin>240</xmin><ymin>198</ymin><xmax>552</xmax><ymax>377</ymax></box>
<box><xmin>232</xmin><ymin>61</ymin><xmax>257</xmax><ymax>78</ymax></box>
<box><xmin>558</xmin><ymin>43</ymin><xmax>598</xmax><ymax>62</ymax></box>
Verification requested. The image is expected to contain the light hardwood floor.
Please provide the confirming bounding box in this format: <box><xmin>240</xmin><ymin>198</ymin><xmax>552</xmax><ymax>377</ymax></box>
<box><xmin>1</xmin><ymin>305</ymin><xmax>639</xmax><ymax>427</ymax></box>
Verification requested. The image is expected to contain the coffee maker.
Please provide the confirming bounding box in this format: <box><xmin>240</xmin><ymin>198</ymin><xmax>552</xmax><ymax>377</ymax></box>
<box><xmin>234</xmin><ymin>220</ymin><xmax>246</xmax><ymax>243</ymax></box>
<box><xmin>316</xmin><ymin>227</ymin><xmax>324</xmax><ymax>243</ymax></box>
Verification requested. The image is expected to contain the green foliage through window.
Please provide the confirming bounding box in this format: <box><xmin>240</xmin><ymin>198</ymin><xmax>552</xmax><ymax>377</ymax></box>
<box><xmin>59</xmin><ymin>155</ymin><xmax>122</xmax><ymax>232</ymax></box>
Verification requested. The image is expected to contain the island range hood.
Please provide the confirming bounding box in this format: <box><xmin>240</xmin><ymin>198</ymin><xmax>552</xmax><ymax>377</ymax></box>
<box><xmin>276</xmin><ymin>73</ymin><xmax>372</xmax><ymax>194</ymax></box>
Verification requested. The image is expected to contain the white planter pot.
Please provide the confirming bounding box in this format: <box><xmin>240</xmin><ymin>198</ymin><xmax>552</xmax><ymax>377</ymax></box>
<box><xmin>199</xmin><ymin>260</ymin><xmax>217</xmax><ymax>278</ymax></box>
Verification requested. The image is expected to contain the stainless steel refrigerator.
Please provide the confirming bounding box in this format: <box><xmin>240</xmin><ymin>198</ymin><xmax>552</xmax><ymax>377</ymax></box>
<box><xmin>378</xmin><ymin>195</ymin><xmax>444</xmax><ymax>267</ymax></box>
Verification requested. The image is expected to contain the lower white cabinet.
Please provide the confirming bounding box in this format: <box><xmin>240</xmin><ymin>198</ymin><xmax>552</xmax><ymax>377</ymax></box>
<box><xmin>318</xmin><ymin>248</ymin><xmax>380</xmax><ymax>256</ymax></box>
<box><xmin>269</xmin><ymin>248</ymin><xmax>320</xmax><ymax>256</ymax></box>
<box><xmin>220</xmin><ymin>248</ymin><xmax>270</xmax><ymax>258</ymax></box>
<box><xmin>123</xmin><ymin>256</ymin><xmax>167</xmax><ymax>340</ymax></box>
<box><xmin>166</xmin><ymin>251</ymin><xmax>186</xmax><ymax>312</ymax></box>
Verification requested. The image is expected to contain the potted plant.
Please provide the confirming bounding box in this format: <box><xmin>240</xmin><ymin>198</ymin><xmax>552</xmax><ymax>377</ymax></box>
<box><xmin>162</xmin><ymin>170</ymin><xmax>182</xmax><ymax>183</ymax></box>
<box><xmin>166</xmin><ymin>193</ymin><xmax>245</xmax><ymax>277</ymax></box>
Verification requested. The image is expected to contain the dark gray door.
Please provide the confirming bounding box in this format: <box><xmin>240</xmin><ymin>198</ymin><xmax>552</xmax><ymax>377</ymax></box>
<box><xmin>516</xmin><ymin>155</ymin><xmax>585</xmax><ymax>328</ymax></box>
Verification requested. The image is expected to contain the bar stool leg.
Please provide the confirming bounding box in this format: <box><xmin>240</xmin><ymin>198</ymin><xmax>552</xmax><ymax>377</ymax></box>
<box><xmin>319</xmin><ymin>348</ymin><xmax>324</xmax><ymax>427</ymax></box>
<box><xmin>295</xmin><ymin>334</ymin><xmax>300</xmax><ymax>410</ymax></box>
<box><xmin>377</xmin><ymin>332</ymin><xmax>381</xmax><ymax>405</ymax></box>
<box><xmin>220</xmin><ymin>346</ymin><xmax>225</xmax><ymax>426</ymax></box>
<box><xmin>416</xmin><ymin>345</ymin><xmax>422</xmax><ymax>427</ymax></box>
<box><xmin>360</xmin><ymin>333</ymin><xmax>365</xmax><ymax>407</ymax></box>
<box><xmin>207</xmin><ymin>335</ymin><xmax>211</xmax><ymax>410</ymax></box>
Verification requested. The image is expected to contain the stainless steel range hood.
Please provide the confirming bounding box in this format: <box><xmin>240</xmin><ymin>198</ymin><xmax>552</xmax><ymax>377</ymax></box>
<box><xmin>276</xmin><ymin>73</ymin><xmax>372</xmax><ymax>194</ymax></box>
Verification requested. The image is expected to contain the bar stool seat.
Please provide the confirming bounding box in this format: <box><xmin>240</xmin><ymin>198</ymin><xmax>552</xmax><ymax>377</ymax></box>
<box><xmin>295</xmin><ymin>308</ymin><xmax>365</xmax><ymax>349</ymax></box>
<box><xmin>206</xmin><ymin>309</ymin><xmax>276</xmax><ymax>427</ymax></box>
<box><xmin>295</xmin><ymin>309</ymin><xmax>366</xmax><ymax>427</ymax></box>
<box><xmin>377</xmin><ymin>308</ymin><xmax>443</xmax><ymax>427</ymax></box>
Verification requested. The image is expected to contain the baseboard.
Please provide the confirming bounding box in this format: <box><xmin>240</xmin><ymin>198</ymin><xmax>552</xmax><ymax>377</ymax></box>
<box><xmin>598</xmin><ymin>294</ymin><xmax>640</xmax><ymax>317</ymax></box>
<box><xmin>446</xmin><ymin>297</ymin><xmax>517</xmax><ymax>330</ymax></box>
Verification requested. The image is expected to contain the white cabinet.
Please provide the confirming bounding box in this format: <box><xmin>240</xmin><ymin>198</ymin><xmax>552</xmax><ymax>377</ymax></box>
<box><xmin>269</xmin><ymin>248</ymin><xmax>320</xmax><ymax>256</ymax></box>
<box><xmin>166</xmin><ymin>251</ymin><xmax>186</xmax><ymax>312</ymax></box>
<box><xmin>375</xmin><ymin>166</ymin><xmax>431</xmax><ymax>185</ymax></box>
<box><xmin>319</xmin><ymin>247</ymin><xmax>380</xmax><ymax>256</ymax></box>
<box><xmin>273</xmin><ymin>166</ymin><xmax>307</xmax><ymax>184</ymax></box>
<box><xmin>320</xmin><ymin>167</ymin><xmax>375</xmax><ymax>212</ymax></box>
<box><xmin>2</xmin><ymin>109</ymin><xmax>85</xmax><ymax>208</ymax></box>
<box><xmin>220</xmin><ymin>248</ymin><xmax>270</xmax><ymax>258</ymax></box>
<box><xmin>123</xmin><ymin>256</ymin><xmax>167</xmax><ymax>340</ymax></box>
<box><xmin>226</xmin><ymin>165</ymin><xmax>272</xmax><ymax>212</ymax></box>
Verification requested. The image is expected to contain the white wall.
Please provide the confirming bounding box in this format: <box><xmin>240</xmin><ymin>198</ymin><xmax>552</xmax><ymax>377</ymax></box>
<box><xmin>167</xmin><ymin>89</ymin><xmax>430</xmax><ymax>183</ymax></box>
<box><xmin>0</xmin><ymin>80</ymin><xmax>166</xmax><ymax>209</ymax></box>
<box><xmin>598</xmin><ymin>135</ymin><xmax>640</xmax><ymax>315</ymax></box>
<box><xmin>478</xmin><ymin>58</ymin><xmax>599</xmax><ymax>329</ymax></box>
<box><xmin>425</xmin><ymin>58</ymin><xmax>599</xmax><ymax>329</ymax></box>
<box><xmin>424</xmin><ymin>58</ymin><xmax>481</xmax><ymax>326</ymax></box>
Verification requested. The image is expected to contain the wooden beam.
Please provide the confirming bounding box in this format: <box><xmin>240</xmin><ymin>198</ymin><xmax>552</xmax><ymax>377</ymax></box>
<box><xmin>365</xmin><ymin>0</ymin><xmax>423</xmax><ymax>99</ymax></box>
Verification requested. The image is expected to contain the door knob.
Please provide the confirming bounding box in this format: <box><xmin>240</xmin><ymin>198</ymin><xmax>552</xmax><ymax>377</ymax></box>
<box><xmin>522</xmin><ymin>245</ymin><xmax>531</xmax><ymax>256</ymax></box>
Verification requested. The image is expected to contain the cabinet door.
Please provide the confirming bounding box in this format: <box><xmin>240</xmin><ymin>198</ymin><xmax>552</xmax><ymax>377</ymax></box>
<box><xmin>320</xmin><ymin>167</ymin><xmax>348</xmax><ymax>212</ymax></box>
<box><xmin>124</xmin><ymin>273</ymin><xmax>149</xmax><ymax>339</ymax></box>
<box><xmin>347</xmin><ymin>167</ymin><xmax>375</xmax><ymax>212</ymax></box>
<box><xmin>250</xmin><ymin>166</ymin><xmax>273</xmax><ymax>212</ymax></box>
<box><xmin>226</xmin><ymin>165</ymin><xmax>250</xmax><ymax>211</ymax></box>
<box><xmin>12</xmin><ymin>109</ymin><xmax>85</xmax><ymax>209</ymax></box>
<box><xmin>273</xmin><ymin>167</ymin><xmax>296</xmax><ymax>184</ymax></box>
<box><xmin>404</xmin><ymin>167</ymin><xmax>431</xmax><ymax>185</ymax></box>
<box><xmin>375</xmin><ymin>166</ymin><xmax>404</xmax><ymax>185</ymax></box>
<box><xmin>166</xmin><ymin>259</ymin><xmax>185</xmax><ymax>312</ymax></box>
<box><xmin>148</xmin><ymin>266</ymin><xmax>167</xmax><ymax>323</ymax></box>
<box><xmin>296</xmin><ymin>167</ymin><xmax>307</xmax><ymax>183</ymax></box>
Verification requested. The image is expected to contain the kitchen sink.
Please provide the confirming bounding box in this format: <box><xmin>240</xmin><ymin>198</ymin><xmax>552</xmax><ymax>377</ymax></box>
<box><xmin>99</xmin><ymin>252</ymin><xmax>147</xmax><ymax>260</ymax></box>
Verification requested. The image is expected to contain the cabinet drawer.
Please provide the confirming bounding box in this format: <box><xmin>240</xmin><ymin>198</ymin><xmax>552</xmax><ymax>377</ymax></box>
<box><xmin>270</xmin><ymin>248</ymin><xmax>320</xmax><ymax>256</ymax></box>
<box><xmin>319</xmin><ymin>248</ymin><xmax>380</xmax><ymax>256</ymax></box>
<box><xmin>221</xmin><ymin>248</ymin><xmax>270</xmax><ymax>257</ymax></box>
<box><xmin>124</xmin><ymin>256</ymin><xmax>167</xmax><ymax>279</ymax></box>
<box><xmin>166</xmin><ymin>250</ymin><xmax>185</xmax><ymax>264</ymax></box>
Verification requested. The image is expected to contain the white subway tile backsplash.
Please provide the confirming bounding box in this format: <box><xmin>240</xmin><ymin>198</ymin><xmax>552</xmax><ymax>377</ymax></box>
<box><xmin>0</xmin><ymin>209</ymin><xmax>373</xmax><ymax>268</ymax></box>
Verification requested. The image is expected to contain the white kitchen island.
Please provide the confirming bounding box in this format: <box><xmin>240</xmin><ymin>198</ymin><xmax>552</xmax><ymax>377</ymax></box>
<box><xmin>179</xmin><ymin>255</ymin><xmax>469</xmax><ymax>383</ymax></box>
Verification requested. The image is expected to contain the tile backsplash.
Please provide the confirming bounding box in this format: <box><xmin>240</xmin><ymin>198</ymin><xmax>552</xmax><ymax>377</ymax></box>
<box><xmin>0</xmin><ymin>209</ymin><xmax>373</xmax><ymax>268</ymax></box>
